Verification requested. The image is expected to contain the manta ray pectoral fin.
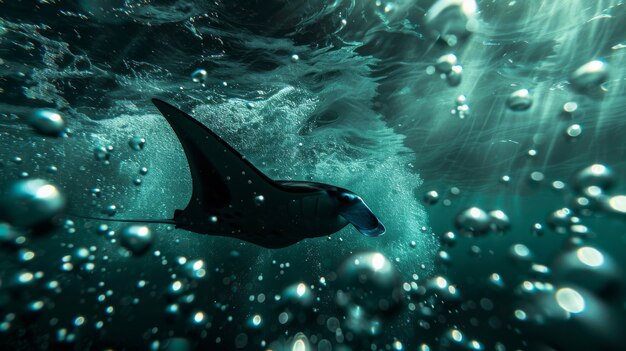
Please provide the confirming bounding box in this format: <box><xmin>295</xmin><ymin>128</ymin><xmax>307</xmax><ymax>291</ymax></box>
<box><xmin>338</xmin><ymin>197</ymin><xmax>386</xmax><ymax>237</ymax></box>
<box><xmin>151</xmin><ymin>98</ymin><xmax>282</xmax><ymax>215</ymax></box>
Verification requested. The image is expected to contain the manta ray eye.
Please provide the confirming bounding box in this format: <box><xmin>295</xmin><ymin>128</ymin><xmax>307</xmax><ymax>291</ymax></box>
<box><xmin>339</xmin><ymin>193</ymin><xmax>354</xmax><ymax>203</ymax></box>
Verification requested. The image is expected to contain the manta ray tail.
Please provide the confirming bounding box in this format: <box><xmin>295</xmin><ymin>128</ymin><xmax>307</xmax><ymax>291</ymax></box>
<box><xmin>70</xmin><ymin>214</ymin><xmax>177</xmax><ymax>225</ymax></box>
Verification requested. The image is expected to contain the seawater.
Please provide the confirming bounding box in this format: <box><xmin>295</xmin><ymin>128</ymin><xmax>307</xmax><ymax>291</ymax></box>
<box><xmin>0</xmin><ymin>1</ymin><xmax>625</xmax><ymax>350</ymax></box>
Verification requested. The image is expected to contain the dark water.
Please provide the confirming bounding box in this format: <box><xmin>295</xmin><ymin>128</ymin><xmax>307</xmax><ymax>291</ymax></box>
<box><xmin>1</xmin><ymin>0</ymin><xmax>625</xmax><ymax>350</ymax></box>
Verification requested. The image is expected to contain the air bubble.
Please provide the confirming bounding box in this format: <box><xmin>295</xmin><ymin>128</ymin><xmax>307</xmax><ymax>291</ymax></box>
<box><xmin>506</xmin><ymin>89</ymin><xmax>532</xmax><ymax>111</ymax></box>
<box><xmin>120</xmin><ymin>225</ymin><xmax>153</xmax><ymax>255</ymax></box>
<box><xmin>0</xmin><ymin>179</ymin><xmax>66</xmax><ymax>228</ymax></box>
<box><xmin>128</xmin><ymin>137</ymin><xmax>146</xmax><ymax>151</ymax></box>
<box><xmin>570</xmin><ymin>60</ymin><xmax>609</xmax><ymax>93</ymax></box>
<box><xmin>191</xmin><ymin>69</ymin><xmax>208</xmax><ymax>83</ymax></box>
<box><xmin>27</xmin><ymin>109</ymin><xmax>66</xmax><ymax>137</ymax></box>
<box><xmin>454</xmin><ymin>207</ymin><xmax>490</xmax><ymax>236</ymax></box>
<box><xmin>94</xmin><ymin>146</ymin><xmax>112</xmax><ymax>161</ymax></box>
<box><xmin>435</xmin><ymin>54</ymin><xmax>458</xmax><ymax>73</ymax></box>
<box><xmin>254</xmin><ymin>195</ymin><xmax>265</xmax><ymax>206</ymax></box>
<box><xmin>565</xmin><ymin>124</ymin><xmax>582</xmax><ymax>138</ymax></box>
<box><xmin>423</xmin><ymin>191</ymin><xmax>439</xmax><ymax>205</ymax></box>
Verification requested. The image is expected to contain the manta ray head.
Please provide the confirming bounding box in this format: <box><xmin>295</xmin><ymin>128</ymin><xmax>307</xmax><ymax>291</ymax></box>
<box><xmin>328</xmin><ymin>188</ymin><xmax>386</xmax><ymax>237</ymax></box>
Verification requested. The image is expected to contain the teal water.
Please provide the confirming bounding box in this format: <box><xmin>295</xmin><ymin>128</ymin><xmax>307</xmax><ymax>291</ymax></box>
<box><xmin>0</xmin><ymin>1</ymin><xmax>625</xmax><ymax>350</ymax></box>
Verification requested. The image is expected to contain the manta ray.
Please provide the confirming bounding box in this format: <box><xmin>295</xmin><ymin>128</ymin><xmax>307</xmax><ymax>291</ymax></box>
<box><xmin>85</xmin><ymin>99</ymin><xmax>385</xmax><ymax>248</ymax></box>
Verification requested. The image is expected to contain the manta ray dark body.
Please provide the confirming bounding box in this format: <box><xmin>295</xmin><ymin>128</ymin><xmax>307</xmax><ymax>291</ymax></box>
<box><xmin>95</xmin><ymin>99</ymin><xmax>385</xmax><ymax>248</ymax></box>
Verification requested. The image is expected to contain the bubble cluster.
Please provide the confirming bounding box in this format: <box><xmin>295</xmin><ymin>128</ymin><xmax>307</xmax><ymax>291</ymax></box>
<box><xmin>182</xmin><ymin>259</ymin><xmax>207</xmax><ymax>280</ymax></box>
<box><xmin>434</xmin><ymin>54</ymin><xmax>463</xmax><ymax>86</ymax></box>
<box><xmin>453</xmin><ymin>206</ymin><xmax>512</xmax><ymax>240</ymax></box>
<box><xmin>452</xmin><ymin>94</ymin><xmax>470</xmax><ymax>119</ymax></box>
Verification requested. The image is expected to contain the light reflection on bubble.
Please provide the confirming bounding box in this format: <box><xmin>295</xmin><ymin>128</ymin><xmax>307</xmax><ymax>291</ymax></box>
<box><xmin>292</xmin><ymin>339</ymin><xmax>306</xmax><ymax>351</ymax></box>
<box><xmin>570</xmin><ymin>59</ymin><xmax>609</xmax><ymax>92</ymax></box>
<box><xmin>28</xmin><ymin>109</ymin><xmax>66</xmax><ymax>136</ymax></box>
<box><xmin>511</xmin><ymin>244</ymin><xmax>531</xmax><ymax>259</ymax></box>
<box><xmin>278</xmin><ymin>312</ymin><xmax>289</xmax><ymax>324</ymax></box>
<box><xmin>608</xmin><ymin>195</ymin><xmax>626</xmax><ymax>214</ymax></box>
<box><xmin>393</xmin><ymin>340</ymin><xmax>403</xmax><ymax>350</ymax></box>
<box><xmin>451</xmin><ymin>328</ymin><xmax>463</xmax><ymax>342</ymax></box>
<box><xmin>469</xmin><ymin>340</ymin><xmax>483</xmax><ymax>350</ymax></box>
<box><xmin>555</xmin><ymin>287</ymin><xmax>585</xmax><ymax>314</ymax></box>
<box><xmin>36</xmin><ymin>184</ymin><xmax>58</xmax><ymax>199</ymax></box>
<box><xmin>193</xmin><ymin>311</ymin><xmax>205</xmax><ymax>323</ymax></box>
<box><xmin>371</xmin><ymin>253</ymin><xmax>386</xmax><ymax>271</ymax></box>
<box><xmin>18</xmin><ymin>272</ymin><xmax>34</xmax><ymax>284</ymax></box>
<box><xmin>296</xmin><ymin>283</ymin><xmax>306</xmax><ymax>296</ymax></box>
<box><xmin>506</xmin><ymin>89</ymin><xmax>532</xmax><ymax>111</ymax></box>
<box><xmin>566</xmin><ymin>124</ymin><xmax>582</xmax><ymax>138</ymax></box>
<box><xmin>514</xmin><ymin>309</ymin><xmax>527</xmax><ymax>321</ymax></box>
<box><xmin>576</xmin><ymin>247</ymin><xmax>604</xmax><ymax>267</ymax></box>
<box><xmin>252</xmin><ymin>315</ymin><xmax>261</xmax><ymax>326</ymax></box>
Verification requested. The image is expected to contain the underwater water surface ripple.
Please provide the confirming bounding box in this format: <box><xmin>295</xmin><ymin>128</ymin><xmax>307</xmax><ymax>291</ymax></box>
<box><xmin>1</xmin><ymin>0</ymin><xmax>626</xmax><ymax>350</ymax></box>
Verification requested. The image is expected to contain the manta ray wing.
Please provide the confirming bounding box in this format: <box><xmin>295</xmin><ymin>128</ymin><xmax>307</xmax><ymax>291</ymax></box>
<box><xmin>151</xmin><ymin>99</ymin><xmax>282</xmax><ymax>218</ymax></box>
